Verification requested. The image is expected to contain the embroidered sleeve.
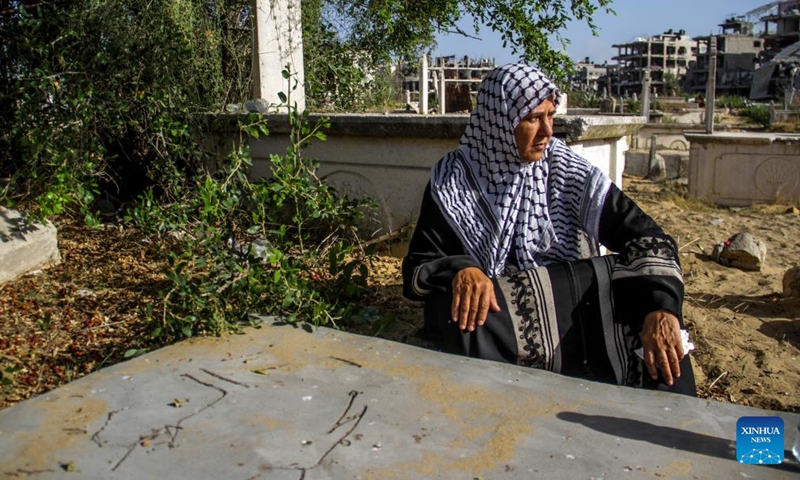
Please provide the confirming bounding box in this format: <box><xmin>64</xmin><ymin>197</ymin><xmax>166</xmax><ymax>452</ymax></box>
<box><xmin>614</xmin><ymin>235</ymin><xmax>682</xmax><ymax>280</ymax></box>
<box><xmin>402</xmin><ymin>183</ymin><xmax>483</xmax><ymax>301</ymax></box>
<box><xmin>597</xmin><ymin>185</ymin><xmax>684</xmax><ymax>328</ymax></box>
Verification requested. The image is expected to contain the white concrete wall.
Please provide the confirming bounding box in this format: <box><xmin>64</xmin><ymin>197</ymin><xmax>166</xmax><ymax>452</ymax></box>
<box><xmin>687</xmin><ymin>132</ymin><xmax>800</xmax><ymax>206</ymax></box>
<box><xmin>569</xmin><ymin>138</ymin><xmax>627</xmax><ymax>187</ymax></box>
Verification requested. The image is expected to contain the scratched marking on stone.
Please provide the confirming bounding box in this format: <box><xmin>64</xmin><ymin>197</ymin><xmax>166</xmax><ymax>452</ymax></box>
<box><xmin>329</xmin><ymin>356</ymin><xmax>363</xmax><ymax>368</ymax></box>
<box><xmin>327</xmin><ymin>390</ymin><xmax>361</xmax><ymax>434</ymax></box>
<box><xmin>199</xmin><ymin>368</ymin><xmax>251</xmax><ymax>388</ymax></box>
<box><xmin>86</xmin><ymin>370</ymin><xmax>230</xmax><ymax>473</ymax></box>
<box><xmin>90</xmin><ymin>410</ymin><xmax>120</xmax><ymax>447</ymax></box>
<box><xmin>248</xmin><ymin>390</ymin><xmax>369</xmax><ymax>480</ymax></box>
<box><xmin>110</xmin><ymin>373</ymin><xmax>228</xmax><ymax>471</ymax></box>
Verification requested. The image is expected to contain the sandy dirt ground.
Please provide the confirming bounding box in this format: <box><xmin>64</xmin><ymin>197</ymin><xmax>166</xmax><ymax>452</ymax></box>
<box><xmin>366</xmin><ymin>177</ymin><xmax>800</xmax><ymax>413</ymax></box>
<box><xmin>627</xmin><ymin>178</ymin><xmax>800</xmax><ymax>412</ymax></box>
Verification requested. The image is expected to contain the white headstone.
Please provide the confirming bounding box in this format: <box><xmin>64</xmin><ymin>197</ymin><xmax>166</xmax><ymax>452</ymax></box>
<box><xmin>252</xmin><ymin>0</ymin><xmax>305</xmax><ymax>112</ymax></box>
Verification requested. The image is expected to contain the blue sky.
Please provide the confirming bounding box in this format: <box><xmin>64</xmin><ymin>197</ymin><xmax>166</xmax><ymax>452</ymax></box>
<box><xmin>434</xmin><ymin>1</ymin><xmax>772</xmax><ymax>65</ymax></box>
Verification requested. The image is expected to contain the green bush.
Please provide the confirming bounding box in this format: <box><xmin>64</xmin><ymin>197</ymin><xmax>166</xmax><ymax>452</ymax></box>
<box><xmin>568</xmin><ymin>91</ymin><xmax>601</xmax><ymax>109</ymax></box>
<box><xmin>624</xmin><ymin>98</ymin><xmax>641</xmax><ymax>114</ymax></box>
<box><xmin>662</xmin><ymin>72</ymin><xmax>683</xmax><ymax>97</ymax></box>
<box><xmin>716</xmin><ymin>95</ymin><xmax>749</xmax><ymax>110</ymax></box>
<box><xmin>128</xmin><ymin>74</ymin><xmax>376</xmax><ymax>340</ymax></box>
<box><xmin>739</xmin><ymin>105</ymin><xmax>770</xmax><ymax>128</ymax></box>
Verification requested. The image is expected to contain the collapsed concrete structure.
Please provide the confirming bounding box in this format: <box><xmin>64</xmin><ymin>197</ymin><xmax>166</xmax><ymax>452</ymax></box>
<box><xmin>684</xmin><ymin>18</ymin><xmax>764</xmax><ymax>97</ymax></box>
<box><xmin>749</xmin><ymin>0</ymin><xmax>800</xmax><ymax>104</ymax></box>
<box><xmin>760</xmin><ymin>0</ymin><xmax>800</xmax><ymax>59</ymax></box>
<box><xmin>570</xmin><ymin>57</ymin><xmax>610</xmax><ymax>93</ymax></box>
<box><xmin>611</xmin><ymin>30</ymin><xmax>696</xmax><ymax>96</ymax></box>
<box><xmin>750</xmin><ymin>1</ymin><xmax>800</xmax><ymax>102</ymax></box>
<box><xmin>751</xmin><ymin>41</ymin><xmax>800</xmax><ymax>103</ymax></box>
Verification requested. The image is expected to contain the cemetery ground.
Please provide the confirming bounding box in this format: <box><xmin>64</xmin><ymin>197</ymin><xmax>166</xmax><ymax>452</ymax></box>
<box><xmin>1</xmin><ymin>177</ymin><xmax>798</xmax><ymax>413</ymax></box>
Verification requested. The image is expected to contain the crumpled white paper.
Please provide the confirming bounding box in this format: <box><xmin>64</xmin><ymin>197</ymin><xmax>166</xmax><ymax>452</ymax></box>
<box><xmin>635</xmin><ymin>329</ymin><xmax>695</xmax><ymax>359</ymax></box>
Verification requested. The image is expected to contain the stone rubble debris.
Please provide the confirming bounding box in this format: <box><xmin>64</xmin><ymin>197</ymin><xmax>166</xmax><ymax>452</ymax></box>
<box><xmin>711</xmin><ymin>231</ymin><xmax>767</xmax><ymax>272</ymax></box>
<box><xmin>782</xmin><ymin>265</ymin><xmax>800</xmax><ymax>298</ymax></box>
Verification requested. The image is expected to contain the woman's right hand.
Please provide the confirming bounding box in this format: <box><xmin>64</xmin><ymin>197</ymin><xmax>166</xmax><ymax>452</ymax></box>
<box><xmin>451</xmin><ymin>267</ymin><xmax>501</xmax><ymax>331</ymax></box>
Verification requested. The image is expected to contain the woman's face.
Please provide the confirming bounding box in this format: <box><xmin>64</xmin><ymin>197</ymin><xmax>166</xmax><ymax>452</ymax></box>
<box><xmin>513</xmin><ymin>95</ymin><xmax>556</xmax><ymax>163</ymax></box>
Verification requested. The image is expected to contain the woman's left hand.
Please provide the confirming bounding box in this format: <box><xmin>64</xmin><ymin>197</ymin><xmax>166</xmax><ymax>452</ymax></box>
<box><xmin>640</xmin><ymin>310</ymin><xmax>684</xmax><ymax>386</ymax></box>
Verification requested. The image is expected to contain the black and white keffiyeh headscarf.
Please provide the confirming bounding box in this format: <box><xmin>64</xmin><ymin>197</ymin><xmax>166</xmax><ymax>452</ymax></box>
<box><xmin>430</xmin><ymin>63</ymin><xmax>565</xmax><ymax>277</ymax></box>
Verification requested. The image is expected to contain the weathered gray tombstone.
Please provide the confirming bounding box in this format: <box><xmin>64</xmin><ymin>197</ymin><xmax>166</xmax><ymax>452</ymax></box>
<box><xmin>769</xmin><ymin>100</ymin><xmax>777</xmax><ymax>125</ymax></box>
<box><xmin>646</xmin><ymin>154</ymin><xmax>667</xmax><ymax>181</ymax></box>
<box><xmin>711</xmin><ymin>231</ymin><xmax>767</xmax><ymax>272</ymax></box>
<box><xmin>599</xmin><ymin>97</ymin><xmax>616</xmax><ymax>113</ymax></box>
<box><xmin>0</xmin><ymin>207</ymin><xmax>61</xmax><ymax>284</ymax></box>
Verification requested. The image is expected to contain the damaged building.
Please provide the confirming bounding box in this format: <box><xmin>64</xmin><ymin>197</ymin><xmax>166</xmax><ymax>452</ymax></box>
<box><xmin>683</xmin><ymin>18</ymin><xmax>764</xmax><ymax>97</ymax></box>
<box><xmin>759</xmin><ymin>0</ymin><xmax>800</xmax><ymax>59</ymax></box>
<box><xmin>751</xmin><ymin>0</ymin><xmax>800</xmax><ymax>102</ymax></box>
<box><xmin>611</xmin><ymin>30</ymin><xmax>695</xmax><ymax>96</ymax></box>
<box><xmin>569</xmin><ymin>57</ymin><xmax>609</xmax><ymax>93</ymax></box>
<box><xmin>750</xmin><ymin>42</ymin><xmax>800</xmax><ymax>102</ymax></box>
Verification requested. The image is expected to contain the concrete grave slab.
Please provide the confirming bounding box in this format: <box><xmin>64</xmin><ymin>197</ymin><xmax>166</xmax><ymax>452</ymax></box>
<box><xmin>0</xmin><ymin>320</ymin><xmax>797</xmax><ymax>479</ymax></box>
<box><xmin>687</xmin><ymin>132</ymin><xmax>800</xmax><ymax>206</ymax></box>
<box><xmin>0</xmin><ymin>207</ymin><xmax>60</xmax><ymax>284</ymax></box>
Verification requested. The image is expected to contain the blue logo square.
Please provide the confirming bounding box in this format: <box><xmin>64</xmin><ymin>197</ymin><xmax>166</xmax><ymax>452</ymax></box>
<box><xmin>737</xmin><ymin>416</ymin><xmax>784</xmax><ymax>465</ymax></box>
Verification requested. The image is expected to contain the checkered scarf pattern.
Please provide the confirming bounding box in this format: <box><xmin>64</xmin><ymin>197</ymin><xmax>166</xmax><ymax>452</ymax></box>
<box><xmin>431</xmin><ymin>63</ymin><xmax>562</xmax><ymax>277</ymax></box>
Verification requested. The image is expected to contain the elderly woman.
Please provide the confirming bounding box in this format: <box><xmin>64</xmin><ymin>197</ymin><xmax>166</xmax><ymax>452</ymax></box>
<box><xmin>402</xmin><ymin>63</ymin><xmax>696</xmax><ymax>395</ymax></box>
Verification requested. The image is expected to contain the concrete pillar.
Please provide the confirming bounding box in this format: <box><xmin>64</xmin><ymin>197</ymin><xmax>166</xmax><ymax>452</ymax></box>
<box><xmin>642</xmin><ymin>70</ymin><xmax>651</xmax><ymax>120</ymax></box>
<box><xmin>252</xmin><ymin>0</ymin><xmax>305</xmax><ymax>112</ymax></box>
<box><xmin>615</xmin><ymin>47</ymin><xmax>622</xmax><ymax>97</ymax></box>
<box><xmin>439</xmin><ymin>70</ymin><xmax>446</xmax><ymax>114</ymax></box>
<box><xmin>420</xmin><ymin>55</ymin><xmax>429</xmax><ymax>115</ymax></box>
<box><xmin>705</xmin><ymin>36</ymin><xmax>717</xmax><ymax>134</ymax></box>
<box><xmin>608</xmin><ymin>136</ymin><xmax>626</xmax><ymax>187</ymax></box>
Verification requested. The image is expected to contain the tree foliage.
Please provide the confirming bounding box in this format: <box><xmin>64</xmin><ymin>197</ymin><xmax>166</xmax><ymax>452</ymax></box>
<box><xmin>312</xmin><ymin>0</ymin><xmax>615</xmax><ymax>82</ymax></box>
<box><xmin>299</xmin><ymin>0</ymin><xmax>615</xmax><ymax>109</ymax></box>
<box><xmin>0</xmin><ymin>2</ymin><xmax>377</xmax><ymax>338</ymax></box>
<box><xmin>662</xmin><ymin>72</ymin><xmax>683</xmax><ymax>97</ymax></box>
<box><xmin>0</xmin><ymin>0</ymin><xmax>252</xmax><ymax>213</ymax></box>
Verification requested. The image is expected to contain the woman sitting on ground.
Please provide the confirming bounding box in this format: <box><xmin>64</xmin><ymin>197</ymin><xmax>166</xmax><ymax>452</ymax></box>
<box><xmin>402</xmin><ymin>63</ymin><xmax>696</xmax><ymax>396</ymax></box>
